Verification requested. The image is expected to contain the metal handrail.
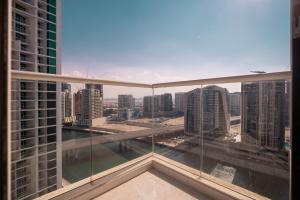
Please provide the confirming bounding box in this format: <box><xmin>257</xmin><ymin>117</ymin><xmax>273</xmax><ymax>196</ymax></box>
<box><xmin>11</xmin><ymin>70</ymin><xmax>291</xmax><ymax>88</ymax></box>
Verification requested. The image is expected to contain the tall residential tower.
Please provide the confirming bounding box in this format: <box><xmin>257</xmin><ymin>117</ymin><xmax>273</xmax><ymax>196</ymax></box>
<box><xmin>241</xmin><ymin>81</ymin><xmax>286</xmax><ymax>150</ymax></box>
<box><xmin>10</xmin><ymin>0</ymin><xmax>61</xmax><ymax>199</ymax></box>
<box><xmin>118</xmin><ymin>95</ymin><xmax>135</xmax><ymax>109</ymax></box>
<box><xmin>184</xmin><ymin>86</ymin><xmax>230</xmax><ymax>136</ymax></box>
<box><xmin>74</xmin><ymin>84</ymin><xmax>103</xmax><ymax>127</ymax></box>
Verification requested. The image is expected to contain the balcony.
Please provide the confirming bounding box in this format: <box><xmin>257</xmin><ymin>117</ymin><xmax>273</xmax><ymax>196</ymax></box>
<box><xmin>10</xmin><ymin>70</ymin><xmax>291</xmax><ymax>200</ymax></box>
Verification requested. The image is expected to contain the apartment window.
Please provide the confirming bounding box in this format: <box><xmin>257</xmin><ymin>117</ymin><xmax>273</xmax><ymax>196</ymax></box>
<box><xmin>47</xmin><ymin>83</ymin><xmax>56</xmax><ymax>91</ymax></box>
<box><xmin>47</xmin><ymin>14</ymin><xmax>56</xmax><ymax>23</ymax></box>
<box><xmin>38</xmin><ymin>30</ymin><xmax>43</xmax><ymax>38</ymax></box>
<box><xmin>38</xmin><ymin>110</ymin><xmax>44</xmax><ymax>118</ymax></box>
<box><xmin>21</xmin><ymin>44</ymin><xmax>27</xmax><ymax>51</ymax></box>
<box><xmin>47</xmin><ymin>101</ymin><xmax>56</xmax><ymax>108</ymax></box>
<box><xmin>47</xmin><ymin>40</ymin><xmax>56</xmax><ymax>49</ymax></box>
<box><xmin>47</xmin><ymin>49</ymin><xmax>56</xmax><ymax>57</ymax></box>
<box><xmin>20</xmin><ymin>54</ymin><xmax>27</xmax><ymax>62</ymax></box>
<box><xmin>47</xmin><ymin>126</ymin><xmax>56</xmax><ymax>134</ymax></box>
<box><xmin>38</xmin><ymin>39</ymin><xmax>42</xmax><ymax>47</ymax></box>
<box><xmin>38</xmin><ymin>22</ymin><xmax>44</xmax><ymax>29</ymax></box>
<box><xmin>15</xmin><ymin>4</ymin><xmax>26</xmax><ymax>11</ymax></box>
<box><xmin>38</xmin><ymin>137</ymin><xmax>46</xmax><ymax>145</ymax></box>
<box><xmin>47</xmin><ymin>23</ymin><xmax>56</xmax><ymax>32</ymax></box>
<box><xmin>15</xmin><ymin>24</ymin><xmax>26</xmax><ymax>33</ymax></box>
<box><xmin>47</xmin><ymin>31</ymin><xmax>56</xmax><ymax>40</ymax></box>
<box><xmin>47</xmin><ymin>56</ymin><xmax>56</xmax><ymax>65</ymax></box>
<box><xmin>16</xmin><ymin>186</ymin><xmax>26</xmax><ymax>197</ymax></box>
<box><xmin>47</xmin><ymin>5</ymin><xmax>56</xmax><ymax>15</ymax></box>
<box><xmin>47</xmin><ymin>92</ymin><xmax>56</xmax><ymax>99</ymax></box>
<box><xmin>15</xmin><ymin>14</ymin><xmax>26</xmax><ymax>24</ymax></box>
<box><xmin>15</xmin><ymin>33</ymin><xmax>26</xmax><ymax>43</ymax></box>
<box><xmin>47</xmin><ymin>135</ymin><xmax>56</xmax><ymax>143</ymax></box>
<box><xmin>47</xmin><ymin>118</ymin><xmax>56</xmax><ymax>126</ymax></box>
<box><xmin>47</xmin><ymin>0</ymin><xmax>56</xmax><ymax>7</ymax></box>
<box><xmin>38</xmin><ymin>128</ymin><xmax>45</xmax><ymax>136</ymax></box>
<box><xmin>47</xmin><ymin>66</ymin><xmax>56</xmax><ymax>74</ymax></box>
<box><xmin>47</xmin><ymin>110</ymin><xmax>56</xmax><ymax>117</ymax></box>
<box><xmin>21</xmin><ymin>140</ymin><xmax>28</xmax><ymax>149</ymax></box>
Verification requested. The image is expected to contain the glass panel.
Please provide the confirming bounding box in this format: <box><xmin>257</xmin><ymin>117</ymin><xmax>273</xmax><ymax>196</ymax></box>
<box><xmin>47</xmin><ymin>5</ymin><xmax>56</xmax><ymax>15</ymax></box>
<box><xmin>47</xmin><ymin>0</ymin><xmax>56</xmax><ymax>7</ymax></box>
<box><xmin>61</xmin><ymin>82</ymin><xmax>94</xmax><ymax>185</ymax></box>
<box><xmin>47</xmin><ymin>40</ymin><xmax>56</xmax><ymax>49</ymax></box>
<box><xmin>91</xmin><ymin>85</ymin><xmax>152</xmax><ymax>177</ymax></box>
<box><xmin>200</xmin><ymin>81</ymin><xmax>290</xmax><ymax>200</ymax></box>
<box><xmin>47</xmin><ymin>23</ymin><xmax>56</xmax><ymax>32</ymax></box>
<box><xmin>152</xmin><ymin>85</ymin><xmax>204</xmax><ymax>171</ymax></box>
<box><xmin>47</xmin><ymin>49</ymin><xmax>56</xmax><ymax>57</ymax></box>
<box><xmin>47</xmin><ymin>31</ymin><xmax>56</xmax><ymax>41</ymax></box>
<box><xmin>47</xmin><ymin>57</ymin><xmax>56</xmax><ymax>66</ymax></box>
<box><xmin>47</xmin><ymin>66</ymin><xmax>56</xmax><ymax>74</ymax></box>
<box><xmin>47</xmin><ymin>14</ymin><xmax>56</xmax><ymax>23</ymax></box>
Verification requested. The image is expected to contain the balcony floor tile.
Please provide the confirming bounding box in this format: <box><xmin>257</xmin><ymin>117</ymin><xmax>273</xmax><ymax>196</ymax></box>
<box><xmin>94</xmin><ymin>169</ymin><xmax>213</xmax><ymax>200</ymax></box>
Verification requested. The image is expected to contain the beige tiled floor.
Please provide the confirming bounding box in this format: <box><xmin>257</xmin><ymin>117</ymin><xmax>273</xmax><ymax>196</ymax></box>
<box><xmin>94</xmin><ymin>170</ymin><xmax>213</xmax><ymax>200</ymax></box>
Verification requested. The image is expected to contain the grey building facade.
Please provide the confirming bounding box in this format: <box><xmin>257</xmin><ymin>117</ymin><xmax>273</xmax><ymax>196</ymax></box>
<box><xmin>74</xmin><ymin>84</ymin><xmax>103</xmax><ymax>127</ymax></box>
<box><xmin>241</xmin><ymin>81</ymin><xmax>286</xmax><ymax>150</ymax></box>
<box><xmin>10</xmin><ymin>0</ymin><xmax>62</xmax><ymax>199</ymax></box>
<box><xmin>184</xmin><ymin>86</ymin><xmax>230</xmax><ymax>136</ymax></box>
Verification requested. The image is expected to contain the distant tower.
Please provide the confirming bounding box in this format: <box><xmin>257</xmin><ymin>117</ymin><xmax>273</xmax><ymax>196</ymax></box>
<box><xmin>74</xmin><ymin>84</ymin><xmax>103</xmax><ymax>127</ymax></box>
<box><xmin>175</xmin><ymin>92</ymin><xmax>185</xmax><ymax>114</ymax></box>
<box><xmin>241</xmin><ymin>81</ymin><xmax>285</xmax><ymax>150</ymax></box>
<box><xmin>61</xmin><ymin>86</ymin><xmax>72</xmax><ymax>123</ymax></box>
<box><xmin>229</xmin><ymin>92</ymin><xmax>241</xmax><ymax>116</ymax></box>
<box><xmin>184</xmin><ymin>86</ymin><xmax>230</xmax><ymax>136</ymax></box>
<box><xmin>160</xmin><ymin>93</ymin><xmax>173</xmax><ymax>112</ymax></box>
<box><xmin>118</xmin><ymin>95</ymin><xmax>135</xmax><ymax>109</ymax></box>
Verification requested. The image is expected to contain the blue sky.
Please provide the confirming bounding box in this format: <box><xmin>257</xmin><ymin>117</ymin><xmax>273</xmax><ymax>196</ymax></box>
<box><xmin>61</xmin><ymin>0</ymin><xmax>290</xmax><ymax>96</ymax></box>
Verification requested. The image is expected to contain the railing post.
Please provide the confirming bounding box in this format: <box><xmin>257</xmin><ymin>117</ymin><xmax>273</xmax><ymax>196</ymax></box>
<box><xmin>291</xmin><ymin>0</ymin><xmax>300</xmax><ymax>199</ymax></box>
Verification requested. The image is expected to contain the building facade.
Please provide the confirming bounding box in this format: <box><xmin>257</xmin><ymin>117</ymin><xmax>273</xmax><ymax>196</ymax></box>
<box><xmin>143</xmin><ymin>93</ymin><xmax>173</xmax><ymax>117</ymax></box>
<box><xmin>159</xmin><ymin>93</ymin><xmax>173</xmax><ymax>112</ymax></box>
<box><xmin>10</xmin><ymin>0</ymin><xmax>61</xmax><ymax>199</ymax></box>
<box><xmin>143</xmin><ymin>96</ymin><xmax>152</xmax><ymax>117</ymax></box>
<box><xmin>175</xmin><ymin>92</ymin><xmax>185</xmax><ymax>114</ymax></box>
<box><xmin>184</xmin><ymin>86</ymin><xmax>230</xmax><ymax>136</ymax></box>
<box><xmin>74</xmin><ymin>84</ymin><xmax>103</xmax><ymax>127</ymax></box>
<box><xmin>229</xmin><ymin>92</ymin><xmax>241</xmax><ymax>116</ymax></box>
<box><xmin>61</xmin><ymin>88</ymin><xmax>72</xmax><ymax>123</ymax></box>
<box><xmin>241</xmin><ymin>81</ymin><xmax>286</xmax><ymax>150</ymax></box>
<box><xmin>118</xmin><ymin>95</ymin><xmax>135</xmax><ymax>109</ymax></box>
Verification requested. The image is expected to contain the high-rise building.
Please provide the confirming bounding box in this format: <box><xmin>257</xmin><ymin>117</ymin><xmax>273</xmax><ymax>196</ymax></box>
<box><xmin>143</xmin><ymin>94</ymin><xmax>173</xmax><ymax>117</ymax></box>
<box><xmin>184</xmin><ymin>86</ymin><xmax>230</xmax><ymax>135</ymax></box>
<box><xmin>159</xmin><ymin>93</ymin><xmax>173</xmax><ymax>112</ymax></box>
<box><xmin>229</xmin><ymin>92</ymin><xmax>241</xmax><ymax>116</ymax></box>
<box><xmin>143</xmin><ymin>96</ymin><xmax>154</xmax><ymax>117</ymax></box>
<box><xmin>184</xmin><ymin>89</ymin><xmax>202</xmax><ymax>134</ymax></box>
<box><xmin>10</xmin><ymin>0</ymin><xmax>61</xmax><ymax>199</ymax></box>
<box><xmin>74</xmin><ymin>84</ymin><xmax>103</xmax><ymax>127</ymax></box>
<box><xmin>61</xmin><ymin>89</ymin><xmax>72</xmax><ymax>123</ymax></box>
<box><xmin>118</xmin><ymin>95</ymin><xmax>135</xmax><ymax>109</ymax></box>
<box><xmin>175</xmin><ymin>92</ymin><xmax>185</xmax><ymax>114</ymax></box>
<box><xmin>241</xmin><ymin>81</ymin><xmax>285</xmax><ymax>150</ymax></box>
